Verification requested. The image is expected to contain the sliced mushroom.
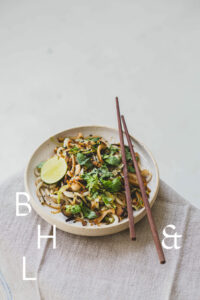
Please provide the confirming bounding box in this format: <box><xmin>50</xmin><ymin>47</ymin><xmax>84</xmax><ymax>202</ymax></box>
<box><xmin>63</xmin><ymin>191</ymin><xmax>75</xmax><ymax>198</ymax></box>
<box><xmin>71</xmin><ymin>182</ymin><xmax>81</xmax><ymax>192</ymax></box>
<box><xmin>128</xmin><ymin>173</ymin><xmax>139</xmax><ymax>186</ymax></box>
<box><xmin>94</xmin><ymin>208</ymin><xmax>115</xmax><ymax>224</ymax></box>
<box><xmin>91</xmin><ymin>199</ymin><xmax>100</xmax><ymax>210</ymax></box>
<box><xmin>75</xmin><ymin>164</ymin><xmax>81</xmax><ymax>176</ymax></box>
<box><xmin>115</xmin><ymin>197</ymin><xmax>124</xmax><ymax>206</ymax></box>
<box><xmin>141</xmin><ymin>169</ymin><xmax>152</xmax><ymax>183</ymax></box>
<box><xmin>45</xmin><ymin>193</ymin><xmax>59</xmax><ymax>204</ymax></box>
<box><xmin>67</xmin><ymin>171</ymin><xmax>73</xmax><ymax>177</ymax></box>
<box><xmin>116</xmin><ymin>205</ymin><xmax>123</xmax><ymax>217</ymax></box>
<box><xmin>63</xmin><ymin>138</ymin><xmax>71</xmax><ymax>148</ymax></box>
<box><xmin>97</xmin><ymin>143</ymin><xmax>106</xmax><ymax>163</ymax></box>
<box><xmin>100</xmin><ymin>137</ymin><xmax>109</xmax><ymax>147</ymax></box>
<box><xmin>70</xmin><ymin>154</ymin><xmax>75</xmax><ymax>175</ymax></box>
<box><xmin>77</xmin><ymin>132</ymin><xmax>84</xmax><ymax>139</ymax></box>
<box><xmin>57</xmin><ymin>137</ymin><xmax>65</xmax><ymax>142</ymax></box>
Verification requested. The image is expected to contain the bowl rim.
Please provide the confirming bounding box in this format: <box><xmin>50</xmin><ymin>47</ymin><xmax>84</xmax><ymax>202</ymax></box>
<box><xmin>24</xmin><ymin>125</ymin><xmax>159</xmax><ymax>233</ymax></box>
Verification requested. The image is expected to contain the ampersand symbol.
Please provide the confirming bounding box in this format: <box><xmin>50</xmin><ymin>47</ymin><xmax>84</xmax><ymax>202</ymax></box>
<box><xmin>162</xmin><ymin>224</ymin><xmax>182</xmax><ymax>250</ymax></box>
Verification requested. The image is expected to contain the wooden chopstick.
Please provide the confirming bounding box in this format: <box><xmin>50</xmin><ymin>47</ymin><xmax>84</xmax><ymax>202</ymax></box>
<box><xmin>115</xmin><ymin>97</ymin><xmax>136</xmax><ymax>240</ymax></box>
<box><xmin>121</xmin><ymin>115</ymin><xmax>166</xmax><ymax>264</ymax></box>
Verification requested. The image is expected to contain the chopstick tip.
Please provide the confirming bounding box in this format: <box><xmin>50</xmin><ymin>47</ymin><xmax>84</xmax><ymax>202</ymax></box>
<box><xmin>160</xmin><ymin>260</ymin><xmax>166</xmax><ymax>264</ymax></box>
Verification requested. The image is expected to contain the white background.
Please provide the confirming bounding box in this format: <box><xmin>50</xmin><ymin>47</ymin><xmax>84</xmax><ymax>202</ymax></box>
<box><xmin>0</xmin><ymin>0</ymin><xmax>199</xmax><ymax>207</ymax></box>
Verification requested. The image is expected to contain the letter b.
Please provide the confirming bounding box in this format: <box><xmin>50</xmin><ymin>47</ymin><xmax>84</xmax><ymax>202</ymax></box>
<box><xmin>16</xmin><ymin>192</ymin><xmax>31</xmax><ymax>216</ymax></box>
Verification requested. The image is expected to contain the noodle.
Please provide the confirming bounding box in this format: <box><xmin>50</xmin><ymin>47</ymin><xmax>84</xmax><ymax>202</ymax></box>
<box><xmin>34</xmin><ymin>133</ymin><xmax>152</xmax><ymax>226</ymax></box>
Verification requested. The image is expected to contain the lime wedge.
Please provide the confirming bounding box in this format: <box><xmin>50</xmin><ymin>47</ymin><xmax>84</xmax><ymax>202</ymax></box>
<box><xmin>41</xmin><ymin>156</ymin><xmax>67</xmax><ymax>184</ymax></box>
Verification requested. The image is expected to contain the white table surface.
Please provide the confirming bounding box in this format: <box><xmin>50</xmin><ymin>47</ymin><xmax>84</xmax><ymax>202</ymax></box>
<box><xmin>0</xmin><ymin>0</ymin><xmax>199</xmax><ymax>208</ymax></box>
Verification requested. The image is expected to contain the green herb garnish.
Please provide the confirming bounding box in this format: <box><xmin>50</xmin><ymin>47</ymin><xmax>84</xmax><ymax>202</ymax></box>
<box><xmin>77</xmin><ymin>153</ymin><xmax>92</xmax><ymax>168</ymax></box>
<box><xmin>69</xmin><ymin>146</ymin><xmax>80</xmax><ymax>154</ymax></box>
<box><xmin>89</xmin><ymin>137</ymin><xmax>101</xmax><ymax>142</ymax></box>
<box><xmin>81</xmin><ymin>204</ymin><xmax>97</xmax><ymax>219</ymax></box>
<box><xmin>65</xmin><ymin>204</ymin><xmax>81</xmax><ymax>215</ymax></box>
<box><xmin>82</xmin><ymin>172</ymin><xmax>102</xmax><ymax>194</ymax></box>
<box><xmin>109</xmin><ymin>145</ymin><xmax>119</xmax><ymax>155</ymax></box>
<box><xmin>101</xmin><ymin>194</ymin><xmax>114</xmax><ymax>207</ymax></box>
<box><xmin>98</xmin><ymin>165</ymin><xmax>113</xmax><ymax>178</ymax></box>
<box><xmin>125</xmin><ymin>146</ymin><xmax>132</xmax><ymax>161</ymax></box>
<box><xmin>100</xmin><ymin>177</ymin><xmax>122</xmax><ymax>193</ymax></box>
<box><xmin>104</xmin><ymin>155</ymin><xmax>121</xmax><ymax>166</ymax></box>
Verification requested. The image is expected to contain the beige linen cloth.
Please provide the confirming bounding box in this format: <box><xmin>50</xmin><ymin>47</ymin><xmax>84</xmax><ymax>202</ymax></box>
<box><xmin>0</xmin><ymin>172</ymin><xmax>200</xmax><ymax>300</ymax></box>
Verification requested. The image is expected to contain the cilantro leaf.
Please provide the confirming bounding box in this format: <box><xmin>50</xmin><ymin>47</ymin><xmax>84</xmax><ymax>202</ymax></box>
<box><xmin>109</xmin><ymin>145</ymin><xmax>119</xmax><ymax>155</ymax></box>
<box><xmin>125</xmin><ymin>146</ymin><xmax>132</xmax><ymax>161</ymax></box>
<box><xmin>81</xmin><ymin>204</ymin><xmax>97</xmax><ymax>219</ymax></box>
<box><xmin>77</xmin><ymin>153</ymin><xmax>89</xmax><ymax>165</ymax></box>
<box><xmin>77</xmin><ymin>153</ymin><xmax>92</xmax><ymax>168</ymax></box>
<box><xmin>98</xmin><ymin>165</ymin><xmax>113</xmax><ymax>178</ymax></box>
<box><xmin>101</xmin><ymin>194</ymin><xmax>114</xmax><ymax>207</ymax></box>
<box><xmin>105</xmin><ymin>155</ymin><xmax>121</xmax><ymax>166</ymax></box>
<box><xmin>82</xmin><ymin>172</ymin><xmax>101</xmax><ymax>194</ymax></box>
<box><xmin>100</xmin><ymin>177</ymin><xmax>122</xmax><ymax>192</ymax></box>
<box><xmin>65</xmin><ymin>204</ymin><xmax>81</xmax><ymax>215</ymax></box>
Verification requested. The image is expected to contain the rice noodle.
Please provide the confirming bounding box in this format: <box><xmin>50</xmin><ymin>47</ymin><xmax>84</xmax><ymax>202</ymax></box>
<box><xmin>34</xmin><ymin>133</ymin><xmax>152</xmax><ymax>226</ymax></box>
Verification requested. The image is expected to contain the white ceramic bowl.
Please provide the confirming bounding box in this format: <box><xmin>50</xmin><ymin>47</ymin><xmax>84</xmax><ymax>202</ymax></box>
<box><xmin>25</xmin><ymin>126</ymin><xmax>159</xmax><ymax>236</ymax></box>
